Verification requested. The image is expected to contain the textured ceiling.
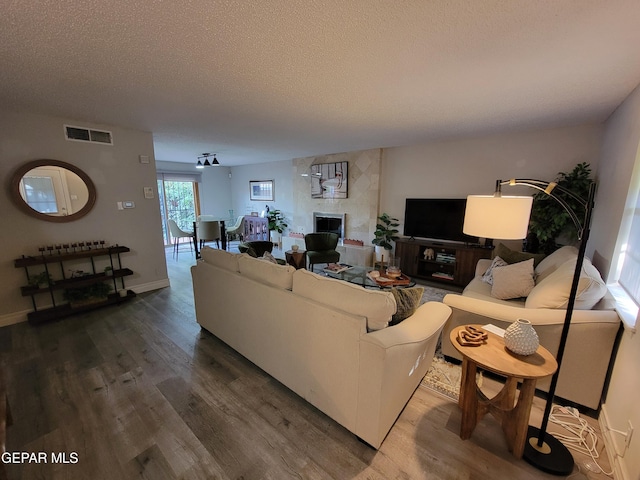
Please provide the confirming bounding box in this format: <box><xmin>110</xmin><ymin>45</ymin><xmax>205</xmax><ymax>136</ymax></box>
<box><xmin>1</xmin><ymin>1</ymin><xmax>639</xmax><ymax>166</ymax></box>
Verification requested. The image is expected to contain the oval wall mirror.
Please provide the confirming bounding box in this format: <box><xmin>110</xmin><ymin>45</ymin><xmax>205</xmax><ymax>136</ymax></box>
<box><xmin>10</xmin><ymin>159</ymin><xmax>97</xmax><ymax>222</ymax></box>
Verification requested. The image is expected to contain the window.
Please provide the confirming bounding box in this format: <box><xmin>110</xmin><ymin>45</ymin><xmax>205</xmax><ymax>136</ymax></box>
<box><xmin>21</xmin><ymin>175</ymin><xmax>58</xmax><ymax>213</ymax></box>
<box><xmin>157</xmin><ymin>172</ymin><xmax>201</xmax><ymax>246</ymax></box>
<box><xmin>609</xmin><ymin>144</ymin><xmax>640</xmax><ymax>329</ymax></box>
<box><xmin>619</xmin><ymin>190</ymin><xmax>640</xmax><ymax>305</ymax></box>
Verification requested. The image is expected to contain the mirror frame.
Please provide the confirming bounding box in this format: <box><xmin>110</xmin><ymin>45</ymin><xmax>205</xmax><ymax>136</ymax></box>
<box><xmin>11</xmin><ymin>159</ymin><xmax>97</xmax><ymax>223</ymax></box>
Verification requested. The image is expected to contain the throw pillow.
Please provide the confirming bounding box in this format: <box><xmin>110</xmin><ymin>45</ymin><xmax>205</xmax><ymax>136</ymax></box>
<box><xmin>482</xmin><ymin>256</ymin><xmax>508</xmax><ymax>285</ymax></box>
<box><xmin>389</xmin><ymin>287</ymin><xmax>424</xmax><ymax>326</ymax></box>
<box><xmin>261</xmin><ymin>251</ymin><xmax>278</xmax><ymax>264</ymax></box>
<box><xmin>525</xmin><ymin>257</ymin><xmax>607</xmax><ymax>310</ymax></box>
<box><xmin>490</xmin><ymin>258</ymin><xmax>535</xmax><ymax>300</ymax></box>
<box><xmin>494</xmin><ymin>243</ymin><xmax>546</xmax><ymax>267</ymax></box>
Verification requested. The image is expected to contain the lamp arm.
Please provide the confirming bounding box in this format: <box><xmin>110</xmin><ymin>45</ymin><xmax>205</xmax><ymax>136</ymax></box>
<box><xmin>498</xmin><ymin>178</ymin><xmax>590</xmax><ymax>239</ymax></box>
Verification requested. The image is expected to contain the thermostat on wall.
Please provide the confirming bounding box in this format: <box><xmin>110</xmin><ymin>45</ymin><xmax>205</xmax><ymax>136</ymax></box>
<box><xmin>123</xmin><ymin>201</ymin><xmax>135</xmax><ymax>208</ymax></box>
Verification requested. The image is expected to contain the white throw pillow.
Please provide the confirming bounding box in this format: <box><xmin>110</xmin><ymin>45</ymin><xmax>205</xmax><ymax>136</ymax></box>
<box><xmin>292</xmin><ymin>269</ymin><xmax>396</xmax><ymax>331</ymax></box>
<box><xmin>534</xmin><ymin>245</ymin><xmax>579</xmax><ymax>284</ymax></box>
<box><xmin>526</xmin><ymin>257</ymin><xmax>606</xmax><ymax>310</ymax></box>
<box><xmin>238</xmin><ymin>254</ymin><xmax>296</xmax><ymax>290</ymax></box>
<box><xmin>490</xmin><ymin>258</ymin><xmax>535</xmax><ymax>300</ymax></box>
<box><xmin>482</xmin><ymin>256</ymin><xmax>508</xmax><ymax>285</ymax></box>
<box><xmin>200</xmin><ymin>247</ymin><xmax>239</xmax><ymax>272</ymax></box>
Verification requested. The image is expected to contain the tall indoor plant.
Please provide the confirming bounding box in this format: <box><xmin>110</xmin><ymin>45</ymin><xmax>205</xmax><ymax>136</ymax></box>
<box><xmin>372</xmin><ymin>213</ymin><xmax>400</xmax><ymax>262</ymax></box>
<box><xmin>527</xmin><ymin>162</ymin><xmax>592</xmax><ymax>254</ymax></box>
<box><xmin>267</xmin><ymin>209</ymin><xmax>288</xmax><ymax>247</ymax></box>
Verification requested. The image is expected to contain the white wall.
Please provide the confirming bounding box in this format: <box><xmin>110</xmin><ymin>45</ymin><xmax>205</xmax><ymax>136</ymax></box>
<box><xmin>380</xmin><ymin>124</ymin><xmax>604</xmax><ymax>234</ymax></box>
<box><xmin>590</xmin><ymin>83</ymin><xmax>640</xmax><ymax>480</ymax></box>
<box><xmin>0</xmin><ymin>110</ymin><xmax>168</xmax><ymax>325</ymax></box>
<box><xmin>156</xmin><ymin>160</ymin><xmax>233</xmax><ymax>220</ymax></box>
<box><xmin>230</xmin><ymin>160</ymin><xmax>295</xmax><ymax>221</ymax></box>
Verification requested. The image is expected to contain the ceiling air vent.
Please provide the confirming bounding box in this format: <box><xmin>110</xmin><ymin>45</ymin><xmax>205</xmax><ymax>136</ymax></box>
<box><xmin>64</xmin><ymin>125</ymin><xmax>113</xmax><ymax>145</ymax></box>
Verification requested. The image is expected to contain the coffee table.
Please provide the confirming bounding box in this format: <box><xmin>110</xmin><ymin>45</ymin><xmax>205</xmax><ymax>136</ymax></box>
<box><xmin>324</xmin><ymin>265</ymin><xmax>416</xmax><ymax>289</ymax></box>
<box><xmin>450</xmin><ymin>325</ymin><xmax>557</xmax><ymax>459</ymax></box>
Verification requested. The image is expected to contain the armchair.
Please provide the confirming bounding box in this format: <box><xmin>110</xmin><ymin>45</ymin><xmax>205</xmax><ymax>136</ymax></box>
<box><xmin>304</xmin><ymin>233</ymin><xmax>340</xmax><ymax>272</ymax></box>
<box><xmin>238</xmin><ymin>241</ymin><xmax>286</xmax><ymax>265</ymax></box>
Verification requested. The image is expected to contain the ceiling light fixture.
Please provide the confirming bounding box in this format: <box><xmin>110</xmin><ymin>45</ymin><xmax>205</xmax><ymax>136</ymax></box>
<box><xmin>196</xmin><ymin>153</ymin><xmax>220</xmax><ymax>169</ymax></box>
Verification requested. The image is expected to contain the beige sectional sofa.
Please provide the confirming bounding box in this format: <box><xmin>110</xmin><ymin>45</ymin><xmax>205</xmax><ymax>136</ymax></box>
<box><xmin>442</xmin><ymin>246</ymin><xmax>621</xmax><ymax>410</ymax></box>
<box><xmin>191</xmin><ymin>247</ymin><xmax>451</xmax><ymax>448</ymax></box>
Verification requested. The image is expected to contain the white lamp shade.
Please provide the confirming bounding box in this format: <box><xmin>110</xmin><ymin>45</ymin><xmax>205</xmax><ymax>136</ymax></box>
<box><xmin>464</xmin><ymin>195</ymin><xmax>533</xmax><ymax>240</ymax></box>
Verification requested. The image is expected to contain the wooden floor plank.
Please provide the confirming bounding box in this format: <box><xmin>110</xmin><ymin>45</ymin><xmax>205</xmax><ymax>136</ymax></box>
<box><xmin>0</xmin><ymin>247</ymin><xmax>609</xmax><ymax>479</ymax></box>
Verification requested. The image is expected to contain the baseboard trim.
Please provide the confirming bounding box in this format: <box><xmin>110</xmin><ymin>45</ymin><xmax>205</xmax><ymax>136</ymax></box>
<box><xmin>130</xmin><ymin>278</ymin><xmax>171</xmax><ymax>294</ymax></box>
<box><xmin>0</xmin><ymin>310</ymin><xmax>29</xmax><ymax>327</ymax></box>
<box><xmin>600</xmin><ymin>402</ymin><xmax>628</xmax><ymax>480</ymax></box>
<box><xmin>0</xmin><ymin>279</ymin><xmax>170</xmax><ymax>328</ymax></box>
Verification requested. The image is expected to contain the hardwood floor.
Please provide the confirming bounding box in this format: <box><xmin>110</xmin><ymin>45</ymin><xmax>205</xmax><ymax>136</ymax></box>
<box><xmin>0</xmin><ymin>246</ymin><xmax>611</xmax><ymax>479</ymax></box>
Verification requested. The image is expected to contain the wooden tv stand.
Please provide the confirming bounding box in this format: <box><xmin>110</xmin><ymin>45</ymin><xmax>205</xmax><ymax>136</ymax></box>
<box><xmin>395</xmin><ymin>238</ymin><xmax>492</xmax><ymax>287</ymax></box>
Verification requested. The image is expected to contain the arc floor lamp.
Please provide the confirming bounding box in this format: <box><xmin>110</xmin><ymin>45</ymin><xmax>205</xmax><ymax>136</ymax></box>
<box><xmin>463</xmin><ymin>178</ymin><xmax>596</xmax><ymax>475</ymax></box>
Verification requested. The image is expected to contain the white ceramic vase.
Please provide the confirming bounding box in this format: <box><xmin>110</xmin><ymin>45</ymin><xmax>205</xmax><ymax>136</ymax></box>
<box><xmin>504</xmin><ymin>318</ymin><xmax>539</xmax><ymax>356</ymax></box>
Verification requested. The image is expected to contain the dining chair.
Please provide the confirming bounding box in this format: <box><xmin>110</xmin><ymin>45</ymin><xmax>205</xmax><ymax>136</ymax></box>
<box><xmin>198</xmin><ymin>220</ymin><xmax>221</xmax><ymax>249</ymax></box>
<box><xmin>225</xmin><ymin>215</ymin><xmax>245</xmax><ymax>248</ymax></box>
<box><xmin>167</xmin><ymin>219</ymin><xmax>194</xmax><ymax>259</ymax></box>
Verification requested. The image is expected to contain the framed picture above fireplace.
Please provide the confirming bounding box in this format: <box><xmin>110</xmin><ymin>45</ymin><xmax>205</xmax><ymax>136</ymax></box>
<box><xmin>310</xmin><ymin>161</ymin><xmax>348</xmax><ymax>199</ymax></box>
<box><xmin>249</xmin><ymin>180</ymin><xmax>274</xmax><ymax>201</ymax></box>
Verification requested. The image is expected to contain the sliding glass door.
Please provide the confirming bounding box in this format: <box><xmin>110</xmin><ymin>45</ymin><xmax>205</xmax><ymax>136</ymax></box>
<box><xmin>157</xmin><ymin>173</ymin><xmax>201</xmax><ymax>246</ymax></box>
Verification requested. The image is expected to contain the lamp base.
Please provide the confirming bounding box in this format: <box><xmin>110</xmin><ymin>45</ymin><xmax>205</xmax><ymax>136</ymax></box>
<box><xmin>523</xmin><ymin>426</ymin><xmax>574</xmax><ymax>476</ymax></box>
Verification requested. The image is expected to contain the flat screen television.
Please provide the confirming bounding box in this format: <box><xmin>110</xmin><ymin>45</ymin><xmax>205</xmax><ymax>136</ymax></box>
<box><xmin>403</xmin><ymin>198</ymin><xmax>479</xmax><ymax>244</ymax></box>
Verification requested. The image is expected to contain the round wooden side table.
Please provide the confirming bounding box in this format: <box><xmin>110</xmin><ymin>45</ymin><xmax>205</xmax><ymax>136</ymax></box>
<box><xmin>285</xmin><ymin>250</ymin><xmax>306</xmax><ymax>269</ymax></box>
<box><xmin>450</xmin><ymin>325</ymin><xmax>557</xmax><ymax>459</ymax></box>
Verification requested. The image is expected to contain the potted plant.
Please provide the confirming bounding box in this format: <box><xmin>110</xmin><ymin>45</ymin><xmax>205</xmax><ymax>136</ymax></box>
<box><xmin>28</xmin><ymin>271</ymin><xmax>54</xmax><ymax>288</ymax></box>
<box><xmin>64</xmin><ymin>282</ymin><xmax>112</xmax><ymax>308</ymax></box>
<box><xmin>267</xmin><ymin>209</ymin><xmax>288</xmax><ymax>247</ymax></box>
<box><xmin>528</xmin><ymin>162</ymin><xmax>592</xmax><ymax>254</ymax></box>
<box><xmin>372</xmin><ymin>213</ymin><xmax>400</xmax><ymax>262</ymax></box>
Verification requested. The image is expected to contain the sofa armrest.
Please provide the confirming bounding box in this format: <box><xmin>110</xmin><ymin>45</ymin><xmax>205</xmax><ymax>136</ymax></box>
<box><xmin>442</xmin><ymin>293</ymin><xmax>620</xmax><ymax>326</ymax></box>
<box><xmin>363</xmin><ymin>302</ymin><xmax>452</xmax><ymax>348</ymax></box>
<box><xmin>355</xmin><ymin>302</ymin><xmax>451</xmax><ymax>448</ymax></box>
<box><xmin>441</xmin><ymin>293</ymin><xmax>621</xmax><ymax>410</ymax></box>
<box><xmin>475</xmin><ymin>258</ymin><xmax>492</xmax><ymax>278</ymax></box>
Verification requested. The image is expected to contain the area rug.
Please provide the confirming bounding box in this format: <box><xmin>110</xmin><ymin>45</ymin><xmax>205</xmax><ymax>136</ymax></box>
<box><xmin>417</xmin><ymin>284</ymin><xmax>483</xmax><ymax>401</ymax></box>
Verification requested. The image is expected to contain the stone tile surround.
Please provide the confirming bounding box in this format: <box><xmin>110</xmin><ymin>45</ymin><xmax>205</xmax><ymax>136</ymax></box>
<box><xmin>292</xmin><ymin>148</ymin><xmax>382</xmax><ymax>246</ymax></box>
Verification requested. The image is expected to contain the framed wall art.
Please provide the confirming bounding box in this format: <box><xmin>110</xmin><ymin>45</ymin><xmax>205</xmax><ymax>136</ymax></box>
<box><xmin>310</xmin><ymin>161</ymin><xmax>348</xmax><ymax>199</ymax></box>
<box><xmin>249</xmin><ymin>180</ymin><xmax>274</xmax><ymax>201</ymax></box>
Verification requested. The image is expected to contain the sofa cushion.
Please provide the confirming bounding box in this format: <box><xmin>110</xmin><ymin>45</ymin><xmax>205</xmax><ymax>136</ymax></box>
<box><xmin>526</xmin><ymin>257</ymin><xmax>607</xmax><ymax>310</ymax></box>
<box><xmin>493</xmin><ymin>243</ymin><xmax>546</xmax><ymax>267</ymax></box>
<box><xmin>200</xmin><ymin>247</ymin><xmax>239</xmax><ymax>272</ymax></box>
<box><xmin>292</xmin><ymin>269</ymin><xmax>396</xmax><ymax>331</ymax></box>
<box><xmin>482</xmin><ymin>256</ymin><xmax>508</xmax><ymax>285</ymax></box>
<box><xmin>534</xmin><ymin>245</ymin><xmax>579</xmax><ymax>283</ymax></box>
<box><xmin>238</xmin><ymin>254</ymin><xmax>296</xmax><ymax>290</ymax></box>
<box><xmin>389</xmin><ymin>287</ymin><xmax>424</xmax><ymax>326</ymax></box>
<box><xmin>490</xmin><ymin>258</ymin><xmax>536</xmax><ymax>300</ymax></box>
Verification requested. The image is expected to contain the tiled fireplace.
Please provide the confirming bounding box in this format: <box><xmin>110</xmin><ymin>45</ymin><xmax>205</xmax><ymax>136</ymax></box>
<box><xmin>313</xmin><ymin>212</ymin><xmax>345</xmax><ymax>239</ymax></box>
